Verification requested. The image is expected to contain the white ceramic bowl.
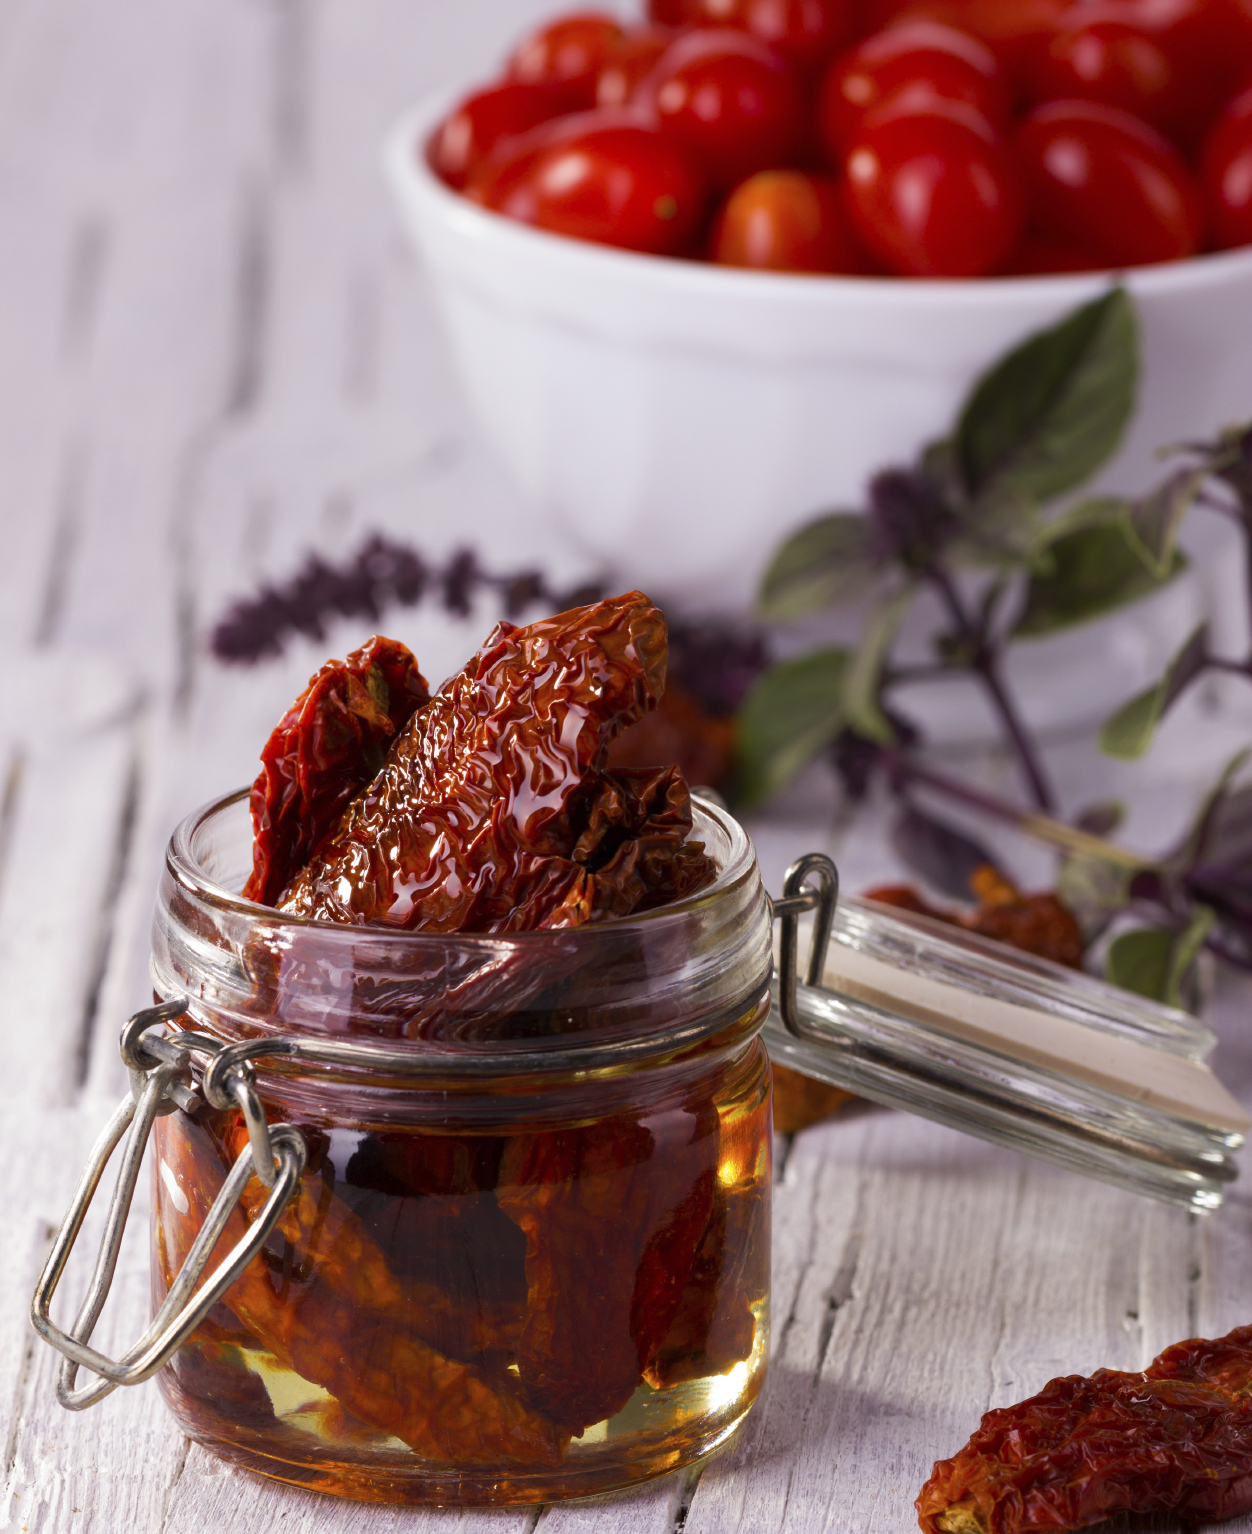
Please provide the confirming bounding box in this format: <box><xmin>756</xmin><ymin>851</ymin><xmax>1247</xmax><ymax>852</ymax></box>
<box><xmin>386</xmin><ymin>93</ymin><xmax>1252</xmax><ymax>617</ymax></box>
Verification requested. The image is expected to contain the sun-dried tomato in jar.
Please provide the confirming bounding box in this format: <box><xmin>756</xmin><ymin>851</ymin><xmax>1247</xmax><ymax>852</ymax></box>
<box><xmin>148</xmin><ymin>593</ymin><xmax>775</xmax><ymax>1505</ymax></box>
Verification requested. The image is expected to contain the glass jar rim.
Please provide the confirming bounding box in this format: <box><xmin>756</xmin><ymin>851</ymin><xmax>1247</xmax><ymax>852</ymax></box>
<box><xmin>152</xmin><ymin>788</ymin><xmax>774</xmax><ymax>1072</ymax></box>
<box><xmin>167</xmin><ymin>787</ymin><xmax>758</xmax><ymax>943</ymax></box>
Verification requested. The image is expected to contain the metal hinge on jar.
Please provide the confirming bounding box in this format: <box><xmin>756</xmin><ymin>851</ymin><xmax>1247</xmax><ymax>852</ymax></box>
<box><xmin>29</xmin><ymin>1000</ymin><xmax>308</xmax><ymax>1411</ymax></box>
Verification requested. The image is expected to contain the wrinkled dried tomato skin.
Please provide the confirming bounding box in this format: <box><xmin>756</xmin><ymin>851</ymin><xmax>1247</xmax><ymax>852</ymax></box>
<box><xmin>916</xmin><ymin>1326</ymin><xmax>1252</xmax><ymax>1534</ymax></box>
<box><xmin>152</xmin><ymin>1038</ymin><xmax>771</xmax><ymax>1504</ymax></box>
<box><xmin>276</xmin><ymin>594</ymin><xmax>716</xmax><ymax>932</ymax></box>
<box><xmin>865</xmin><ymin>883</ymin><xmax>1085</xmax><ymax>969</ymax></box>
<box><xmin>245</xmin><ymin>636</ymin><xmax>430</xmax><ymax>906</ymax></box>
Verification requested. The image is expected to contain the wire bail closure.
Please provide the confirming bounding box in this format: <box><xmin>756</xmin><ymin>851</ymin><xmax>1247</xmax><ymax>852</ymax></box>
<box><xmin>29</xmin><ymin>1000</ymin><xmax>307</xmax><ymax>1411</ymax></box>
<box><xmin>772</xmin><ymin>852</ymin><xmax>840</xmax><ymax>1040</ymax></box>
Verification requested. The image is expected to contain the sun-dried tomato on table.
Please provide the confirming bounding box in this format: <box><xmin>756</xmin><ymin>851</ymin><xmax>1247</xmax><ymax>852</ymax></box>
<box><xmin>916</xmin><ymin>1325</ymin><xmax>1252</xmax><ymax>1533</ymax></box>
<box><xmin>160</xmin><ymin>592</ymin><xmax>770</xmax><ymax>1497</ymax></box>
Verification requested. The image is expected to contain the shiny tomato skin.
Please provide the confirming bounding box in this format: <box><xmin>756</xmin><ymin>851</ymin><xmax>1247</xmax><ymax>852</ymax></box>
<box><xmin>597</xmin><ymin>27</ymin><xmax>675</xmax><ymax>107</ymax></box>
<box><xmin>508</xmin><ymin>12</ymin><xmax>628</xmax><ymax>109</ymax></box>
<box><xmin>1016</xmin><ymin>100</ymin><xmax>1203</xmax><ymax>266</ymax></box>
<box><xmin>855</xmin><ymin>0</ymin><xmax>1070</xmax><ymax>88</ymax></box>
<box><xmin>469</xmin><ymin>114</ymin><xmax>707</xmax><ymax>255</ymax></box>
<box><xmin>646</xmin><ymin>29</ymin><xmax>805</xmax><ymax>186</ymax></box>
<box><xmin>1025</xmin><ymin>19</ymin><xmax>1188</xmax><ymax>134</ymax></box>
<box><xmin>818</xmin><ymin>21</ymin><xmax>1009</xmax><ymax>157</ymax></box>
<box><xmin>429</xmin><ymin>82</ymin><xmax>569</xmax><ymax>190</ymax></box>
<box><xmin>1122</xmin><ymin>0</ymin><xmax>1252</xmax><ymax>90</ymax></box>
<box><xmin>711</xmin><ymin>169</ymin><xmax>864</xmax><ymax>268</ymax></box>
<box><xmin>681</xmin><ymin>0</ymin><xmax>856</xmax><ymax>73</ymax></box>
<box><xmin>844</xmin><ymin>100</ymin><xmax>1023</xmax><ymax>275</ymax></box>
<box><xmin>648</xmin><ymin>0</ymin><xmax>697</xmax><ymax>20</ymax></box>
<box><xmin>1201</xmin><ymin>81</ymin><xmax>1252</xmax><ymax>246</ymax></box>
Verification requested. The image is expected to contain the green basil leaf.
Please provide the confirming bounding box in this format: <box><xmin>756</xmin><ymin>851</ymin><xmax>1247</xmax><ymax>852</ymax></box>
<box><xmin>1105</xmin><ymin>926</ymin><xmax>1174</xmax><ymax>1002</ymax></box>
<box><xmin>735</xmin><ymin>648</ymin><xmax>848</xmax><ymax>808</ymax></box>
<box><xmin>956</xmin><ymin>288</ymin><xmax>1138</xmax><ymax>505</ymax></box>
<box><xmin>1105</xmin><ymin>908</ymin><xmax>1214</xmax><ymax>1008</ymax></box>
<box><xmin>1055</xmin><ymin>849</ymin><xmax>1131</xmax><ymax>942</ymax></box>
<box><xmin>951</xmin><ymin>479</ymin><xmax>1041</xmax><ymax>568</ymax></box>
<box><xmin>1122</xmin><ymin>467</ymin><xmax>1207</xmax><ymax>577</ymax></box>
<box><xmin>1099</xmin><ymin>623</ymin><xmax>1208</xmax><ymax>759</ymax></box>
<box><xmin>1165</xmin><ymin>905</ymin><xmax>1214</xmax><ymax>1010</ymax></box>
<box><xmin>1035</xmin><ymin>495</ymin><xmax>1126</xmax><ymax>547</ymax></box>
<box><xmin>757</xmin><ymin>513</ymin><xmax>877</xmax><ymax>620</ymax></box>
<box><xmin>842</xmin><ymin>587</ymin><xmax>912</xmax><ymax>744</ymax></box>
<box><xmin>1013</xmin><ymin>522</ymin><xmax>1185</xmax><ymax>638</ymax></box>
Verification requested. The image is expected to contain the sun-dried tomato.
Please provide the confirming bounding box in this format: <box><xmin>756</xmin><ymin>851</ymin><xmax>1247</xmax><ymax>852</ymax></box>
<box><xmin>157</xmin><ymin>1111</ymin><xmax>562</xmax><ymax>1465</ymax></box>
<box><xmin>273</xmin><ymin>592</ymin><xmax>716</xmax><ymax>931</ymax></box>
<box><xmin>916</xmin><ymin>1325</ymin><xmax>1252</xmax><ymax>1533</ymax></box>
<box><xmin>244</xmin><ymin>635</ymin><xmax>430</xmax><ymax>906</ymax></box>
<box><xmin>864</xmin><ymin>873</ymin><xmax>1085</xmax><ymax>970</ymax></box>
<box><xmin>770</xmin><ymin>1060</ymin><xmax>852</xmax><ymax>1133</ymax></box>
<box><xmin>495</xmin><ymin>1097</ymin><xmax>720</xmax><ymax>1436</ymax></box>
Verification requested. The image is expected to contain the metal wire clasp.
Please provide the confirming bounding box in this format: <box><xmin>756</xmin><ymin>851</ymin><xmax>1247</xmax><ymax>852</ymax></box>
<box><xmin>29</xmin><ymin>1000</ymin><xmax>307</xmax><ymax>1411</ymax></box>
<box><xmin>771</xmin><ymin>852</ymin><xmax>840</xmax><ymax>1040</ymax></box>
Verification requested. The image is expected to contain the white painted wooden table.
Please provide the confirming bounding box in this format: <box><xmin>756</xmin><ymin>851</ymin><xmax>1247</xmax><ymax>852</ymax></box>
<box><xmin>2</xmin><ymin>1</ymin><xmax>1252</xmax><ymax>1530</ymax></box>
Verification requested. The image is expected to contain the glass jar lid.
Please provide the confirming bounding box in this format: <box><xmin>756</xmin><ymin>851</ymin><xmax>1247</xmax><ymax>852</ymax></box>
<box><xmin>764</xmin><ymin>854</ymin><xmax>1249</xmax><ymax>1212</ymax></box>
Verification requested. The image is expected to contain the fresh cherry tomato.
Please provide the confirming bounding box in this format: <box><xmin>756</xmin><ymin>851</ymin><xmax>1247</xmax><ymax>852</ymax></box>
<box><xmin>1122</xmin><ymin>0</ymin><xmax>1252</xmax><ymax>93</ymax></box>
<box><xmin>1015</xmin><ymin>100</ymin><xmax>1203</xmax><ymax>266</ymax></box>
<box><xmin>428</xmin><ymin>81</ymin><xmax>568</xmax><ymax>190</ymax></box>
<box><xmin>1201</xmin><ymin>78</ymin><xmax>1252</xmax><ymax>246</ymax></box>
<box><xmin>711</xmin><ymin>169</ymin><xmax>864</xmax><ymax>268</ymax></box>
<box><xmin>597</xmin><ymin>27</ymin><xmax>675</xmax><ymax>107</ymax></box>
<box><xmin>508</xmin><ymin>12</ymin><xmax>627</xmax><ymax>110</ymax></box>
<box><xmin>844</xmin><ymin>99</ymin><xmax>1023</xmax><ymax>274</ymax></box>
<box><xmin>1025</xmin><ymin>19</ymin><xmax>1192</xmax><ymax>133</ymax></box>
<box><xmin>680</xmin><ymin>0</ymin><xmax>856</xmax><ymax>73</ymax></box>
<box><xmin>468</xmin><ymin>114</ymin><xmax>707</xmax><ymax>255</ymax></box>
<box><xmin>648</xmin><ymin>0</ymin><xmax>696</xmax><ymax>20</ymax></box>
<box><xmin>868</xmin><ymin>0</ymin><xmax>1071</xmax><ymax>90</ymax></box>
<box><xmin>818</xmin><ymin>21</ymin><xmax>1009</xmax><ymax>158</ymax></box>
<box><xmin>645</xmin><ymin>29</ymin><xmax>804</xmax><ymax>186</ymax></box>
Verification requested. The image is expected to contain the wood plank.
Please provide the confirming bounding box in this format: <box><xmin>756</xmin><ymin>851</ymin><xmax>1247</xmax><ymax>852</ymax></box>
<box><xmin>0</xmin><ymin>650</ymin><xmax>141</xmax><ymax>1108</ymax></box>
<box><xmin>2</xmin><ymin>1105</ymin><xmax>188</xmax><ymax>1533</ymax></box>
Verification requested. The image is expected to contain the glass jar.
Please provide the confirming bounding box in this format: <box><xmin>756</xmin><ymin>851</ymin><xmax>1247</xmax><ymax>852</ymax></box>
<box><xmin>145</xmin><ymin>789</ymin><xmax>774</xmax><ymax>1507</ymax></box>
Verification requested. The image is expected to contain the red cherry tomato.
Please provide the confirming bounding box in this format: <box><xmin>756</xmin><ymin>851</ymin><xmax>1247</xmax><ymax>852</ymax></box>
<box><xmin>646</xmin><ymin>29</ymin><xmax>805</xmax><ymax>186</ymax></box>
<box><xmin>844</xmin><ymin>99</ymin><xmax>1023</xmax><ymax>275</ymax></box>
<box><xmin>1015</xmin><ymin>100</ymin><xmax>1203</xmax><ymax>266</ymax></box>
<box><xmin>597</xmin><ymin>27</ymin><xmax>675</xmax><ymax>107</ymax></box>
<box><xmin>508</xmin><ymin>12</ymin><xmax>627</xmax><ymax>110</ymax></box>
<box><xmin>1025</xmin><ymin>19</ymin><xmax>1192</xmax><ymax>133</ymax></box>
<box><xmin>429</xmin><ymin>82</ymin><xmax>568</xmax><ymax>190</ymax></box>
<box><xmin>711</xmin><ymin>169</ymin><xmax>864</xmax><ymax>268</ymax></box>
<box><xmin>648</xmin><ymin>0</ymin><xmax>697</xmax><ymax>20</ymax></box>
<box><xmin>682</xmin><ymin>0</ymin><xmax>856</xmax><ymax>73</ymax></box>
<box><xmin>468</xmin><ymin>114</ymin><xmax>707</xmax><ymax>255</ymax></box>
<box><xmin>1201</xmin><ymin>79</ymin><xmax>1252</xmax><ymax>246</ymax></box>
<box><xmin>818</xmin><ymin>21</ymin><xmax>1009</xmax><ymax>158</ymax></box>
<box><xmin>872</xmin><ymin>0</ymin><xmax>1071</xmax><ymax>89</ymax></box>
<box><xmin>1123</xmin><ymin>0</ymin><xmax>1252</xmax><ymax>94</ymax></box>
